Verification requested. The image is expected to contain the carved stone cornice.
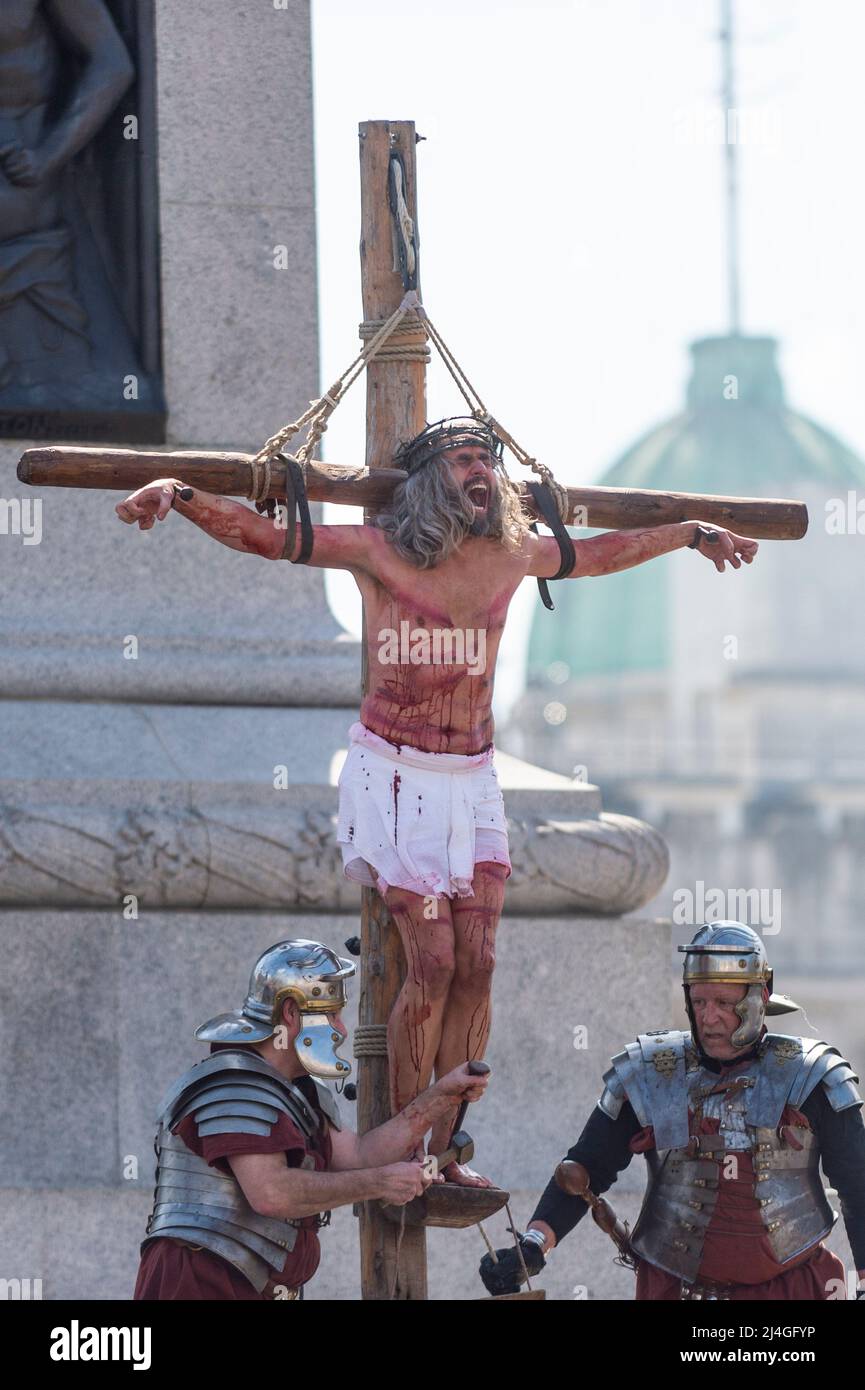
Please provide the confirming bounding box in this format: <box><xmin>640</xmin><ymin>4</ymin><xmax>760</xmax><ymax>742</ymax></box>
<box><xmin>506</xmin><ymin>811</ymin><xmax>669</xmax><ymax>914</ymax></box>
<box><xmin>0</xmin><ymin>780</ymin><xmax>668</xmax><ymax>915</ymax></box>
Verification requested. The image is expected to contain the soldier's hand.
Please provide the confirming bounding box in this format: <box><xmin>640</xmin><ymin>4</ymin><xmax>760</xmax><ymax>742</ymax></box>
<box><xmin>116</xmin><ymin>479</ymin><xmax>181</xmax><ymax>530</ymax></box>
<box><xmin>377</xmin><ymin>1160</ymin><xmax>432</xmax><ymax>1206</ymax></box>
<box><xmin>479</xmin><ymin>1235</ymin><xmax>546</xmax><ymax>1296</ymax></box>
<box><xmin>693</xmin><ymin>524</ymin><xmax>758</xmax><ymax>573</ymax></box>
<box><xmin>437</xmin><ymin>1061</ymin><xmax>490</xmax><ymax>1103</ymax></box>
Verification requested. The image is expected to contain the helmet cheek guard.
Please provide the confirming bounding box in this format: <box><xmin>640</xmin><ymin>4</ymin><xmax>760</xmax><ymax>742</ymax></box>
<box><xmin>293</xmin><ymin>1011</ymin><xmax>352</xmax><ymax>1081</ymax></box>
<box><xmin>272</xmin><ymin>974</ymin><xmax>353</xmax><ymax>1082</ymax></box>
<box><xmin>730</xmin><ymin>983</ymin><xmax>767</xmax><ymax>1049</ymax></box>
<box><xmin>683</xmin><ymin>983</ymin><xmax>698</xmax><ymax>1041</ymax></box>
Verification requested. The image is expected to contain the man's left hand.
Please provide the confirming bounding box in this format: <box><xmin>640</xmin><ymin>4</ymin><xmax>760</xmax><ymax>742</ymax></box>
<box><xmin>692</xmin><ymin>524</ymin><xmax>759</xmax><ymax>573</ymax></box>
<box><xmin>436</xmin><ymin>1062</ymin><xmax>490</xmax><ymax>1103</ymax></box>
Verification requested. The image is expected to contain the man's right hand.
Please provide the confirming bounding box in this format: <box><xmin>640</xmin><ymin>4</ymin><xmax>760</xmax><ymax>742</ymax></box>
<box><xmin>479</xmin><ymin>1236</ymin><xmax>546</xmax><ymax>1296</ymax></box>
<box><xmin>377</xmin><ymin>1160</ymin><xmax>432</xmax><ymax>1206</ymax></box>
<box><xmin>116</xmin><ymin>479</ymin><xmax>181</xmax><ymax>530</ymax></box>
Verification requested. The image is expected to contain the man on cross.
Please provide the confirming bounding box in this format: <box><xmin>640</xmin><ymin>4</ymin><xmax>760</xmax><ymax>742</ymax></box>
<box><xmin>117</xmin><ymin>416</ymin><xmax>758</xmax><ymax>1187</ymax></box>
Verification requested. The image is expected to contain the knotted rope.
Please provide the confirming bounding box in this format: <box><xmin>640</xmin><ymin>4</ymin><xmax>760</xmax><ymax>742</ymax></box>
<box><xmin>358</xmin><ymin>317</ymin><xmax>430</xmax><ymax>363</ymax></box>
<box><xmin>250</xmin><ymin>291</ymin><xmax>425</xmax><ymax>496</ymax></box>
<box><xmin>250</xmin><ymin>292</ymin><xmax>569</xmax><ymax>523</ymax></box>
<box><xmin>416</xmin><ymin>307</ymin><xmax>570</xmax><ymax>522</ymax></box>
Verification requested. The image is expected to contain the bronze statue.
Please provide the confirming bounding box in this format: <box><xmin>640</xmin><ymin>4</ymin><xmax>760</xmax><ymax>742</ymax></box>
<box><xmin>0</xmin><ymin>1</ymin><xmax>150</xmax><ymax>422</ymax></box>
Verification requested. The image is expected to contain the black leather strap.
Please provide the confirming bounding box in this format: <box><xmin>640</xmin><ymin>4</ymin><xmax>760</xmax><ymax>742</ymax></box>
<box><xmin>279</xmin><ymin>453</ymin><xmax>314</xmax><ymax>563</ymax></box>
<box><xmin>527</xmin><ymin>480</ymin><xmax>576</xmax><ymax>611</ymax></box>
<box><xmin>688</xmin><ymin>525</ymin><xmax>720</xmax><ymax>550</ymax></box>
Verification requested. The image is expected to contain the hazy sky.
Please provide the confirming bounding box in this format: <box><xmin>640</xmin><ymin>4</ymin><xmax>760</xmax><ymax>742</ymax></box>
<box><xmin>310</xmin><ymin>0</ymin><xmax>865</xmax><ymax>707</ymax></box>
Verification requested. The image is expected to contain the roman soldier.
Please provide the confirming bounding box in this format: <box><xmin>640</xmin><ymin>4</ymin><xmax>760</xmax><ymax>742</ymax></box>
<box><xmin>480</xmin><ymin>922</ymin><xmax>865</xmax><ymax>1300</ymax></box>
<box><xmin>134</xmin><ymin>938</ymin><xmax>488</xmax><ymax>1300</ymax></box>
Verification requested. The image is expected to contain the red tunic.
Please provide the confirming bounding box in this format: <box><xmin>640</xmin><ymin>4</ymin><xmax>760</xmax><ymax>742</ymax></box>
<box><xmin>636</xmin><ymin>1242</ymin><xmax>845</xmax><ymax>1300</ymax></box>
<box><xmin>631</xmin><ymin>1104</ymin><xmax>846</xmax><ymax>1299</ymax></box>
<box><xmin>134</xmin><ymin>1096</ymin><xmax>332</xmax><ymax>1301</ymax></box>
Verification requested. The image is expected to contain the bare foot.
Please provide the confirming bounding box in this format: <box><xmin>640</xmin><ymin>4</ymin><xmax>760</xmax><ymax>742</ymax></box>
<box><xmin>440</xmin><ymin>1161</ymin><xmax>494</xmax><ymax>1189</ymax></box>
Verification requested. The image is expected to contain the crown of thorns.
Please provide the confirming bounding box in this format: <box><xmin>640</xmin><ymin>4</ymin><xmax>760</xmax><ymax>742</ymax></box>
<box><xmin>394</xmin><ymin>417</ymin><xmax>505</xmax><ymax>474</ymax></box>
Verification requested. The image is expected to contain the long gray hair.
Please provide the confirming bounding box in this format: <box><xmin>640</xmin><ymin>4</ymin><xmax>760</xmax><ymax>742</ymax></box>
<box><xmin>375</xmin><ymin>457</ymin><xmax>532</xmax><ymax>569</ymax></box>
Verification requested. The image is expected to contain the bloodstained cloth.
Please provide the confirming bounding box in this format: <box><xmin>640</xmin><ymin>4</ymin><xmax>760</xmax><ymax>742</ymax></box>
<box><xmin>337</xmin><ymin>720</ymin><xmax>511</xmax><ymax>899</ymax></box>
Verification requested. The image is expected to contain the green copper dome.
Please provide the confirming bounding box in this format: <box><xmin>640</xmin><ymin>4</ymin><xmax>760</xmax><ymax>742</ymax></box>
<box><xmin>527</xmin><ymin>334</ymin><xmax>865</xmax><ymax>684</ymax></box>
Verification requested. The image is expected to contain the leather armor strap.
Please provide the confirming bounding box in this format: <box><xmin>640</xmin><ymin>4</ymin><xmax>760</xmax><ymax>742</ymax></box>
<box><xmin>526</xmin><ymin>480</ymin><xmax>576</xmax><ymax>611</ymax></box>
<box><xmin>279</xmin><ymin>453</ymin><xmax>315</xmax><ymax>564</ymax></box>
<box><xmin>680</xmin><ymin>1277</ymin><xmax>734</xmax><ymax>1300</ymax></box>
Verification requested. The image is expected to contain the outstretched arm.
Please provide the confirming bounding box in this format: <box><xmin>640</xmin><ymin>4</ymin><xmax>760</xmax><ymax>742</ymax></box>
<box><xmin>528</xmin><ymin>521</ymin><xmax>758</xmax><ymax>579</ymax></box>
<box><xmin>115</xmin><ymin>477</ymin><xmax>374</xmax><ymax>571</ymax></box>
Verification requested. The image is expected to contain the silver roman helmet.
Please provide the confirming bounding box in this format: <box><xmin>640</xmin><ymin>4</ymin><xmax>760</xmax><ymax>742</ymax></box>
<box><xmin>195</xmin><ymin>939</ymin><xmax>356</xmax><ymax>1080</ymax></box>
<box><xmin>678</xmin><ymin>921</ymin><xmax>800</xmax><ymax>1049</ymax></box>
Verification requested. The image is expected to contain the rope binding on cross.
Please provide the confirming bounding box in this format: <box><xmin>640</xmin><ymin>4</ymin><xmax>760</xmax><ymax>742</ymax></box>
<box><xmin>251</xmin><ymin>291</ymin><xmax>575</xmax><ymax>607</ymax></box>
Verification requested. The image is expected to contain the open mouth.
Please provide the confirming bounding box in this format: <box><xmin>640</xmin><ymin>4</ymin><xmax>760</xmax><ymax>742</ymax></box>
<box><xmin>465</xmin><ymin>480</ymin><xmax>489</xmax><ymax>509</ymax></box>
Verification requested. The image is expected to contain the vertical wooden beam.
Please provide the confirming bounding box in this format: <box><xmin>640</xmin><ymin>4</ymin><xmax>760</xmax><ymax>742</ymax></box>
<box><xmin>357</xmin><ymin>118</ymin><xmax>428</xmax><ymax>1301</ymax></box>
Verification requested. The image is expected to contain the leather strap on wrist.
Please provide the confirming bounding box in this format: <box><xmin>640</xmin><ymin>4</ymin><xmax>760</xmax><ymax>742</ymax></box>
<box><xmin>170</xmin><ymin>482</ymin><xmax>193</xmax><ymax>509</ymax></box>
<box><xmin>688</xmin><ymin>524</ymin><xmax>719</xmax><ymax>550</ymax></box>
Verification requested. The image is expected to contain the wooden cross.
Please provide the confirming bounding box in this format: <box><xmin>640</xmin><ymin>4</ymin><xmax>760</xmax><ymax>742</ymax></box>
<box><xmin>15</xmin><ymin>117</ymin><xmax>809</xmax><ymax>1303</ymax></box>
<box><xmin>355</xmin><ymin>119</ymin><xmax>427</xmax><ymax>1300</ymax></box>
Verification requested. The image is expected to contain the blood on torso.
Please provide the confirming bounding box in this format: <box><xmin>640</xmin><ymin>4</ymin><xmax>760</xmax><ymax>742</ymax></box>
<box><xmin>353</xmin><ymin>529</ymin><xmax>529</xmax><ymax>755</ymax></box>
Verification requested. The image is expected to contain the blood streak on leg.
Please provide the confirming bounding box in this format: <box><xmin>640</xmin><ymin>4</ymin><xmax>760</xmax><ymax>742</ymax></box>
<box><xmin>448</xmin><ymin>863</ymin><xmax>506</xmax><ymax>1063</ymax></box>
<box><xmin>387</xmin><ymin>901</ymin><xmax>427</xmax><ymax>1087</ymax></box>
<box><xmin>460</xmin><ymin>901</ymin><xmax>497</xmax><ymax>1056</ymax></box>
<box><xmin>466</xmin><ymin>999</ymin><xmax>491</xmax><ymax>1060</ymax></box>
<box><xmin>385</xmin><ymin>886</ymin><xmax>455</xmax><ymax>1115</ymax></box>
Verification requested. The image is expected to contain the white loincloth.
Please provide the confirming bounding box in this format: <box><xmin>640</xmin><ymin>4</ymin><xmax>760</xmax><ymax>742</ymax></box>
<box><xmin>337</xmin><ymin>722</ymin><xmax>511</xmax><ymax>899</ymax></box>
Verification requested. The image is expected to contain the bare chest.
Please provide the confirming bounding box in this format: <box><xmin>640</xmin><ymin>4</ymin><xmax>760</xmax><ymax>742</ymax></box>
<box><xmin>361</xmin><ymin>541</ymin><xmax>525</xmax><ymax>632</ymax></box>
